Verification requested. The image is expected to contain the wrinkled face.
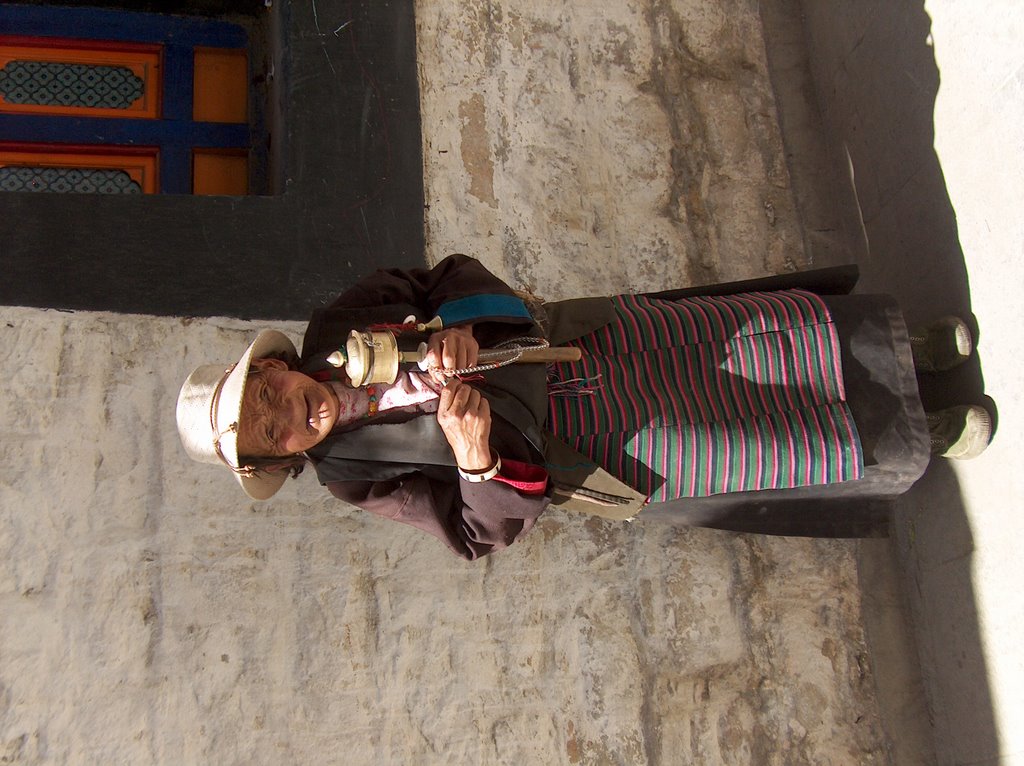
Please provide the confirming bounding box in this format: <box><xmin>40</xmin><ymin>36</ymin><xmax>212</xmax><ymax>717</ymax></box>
<box><xmin>237</xmin><ymin>358</ymin><xmax>340</xmax><ymax>457</ymax></box>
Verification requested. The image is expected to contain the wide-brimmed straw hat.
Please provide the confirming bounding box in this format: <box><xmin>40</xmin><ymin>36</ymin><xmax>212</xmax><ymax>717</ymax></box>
<box><xmin>176</xmin><ymin>329</ymin><xmax>297</xmax><ymax>500</ymax></box>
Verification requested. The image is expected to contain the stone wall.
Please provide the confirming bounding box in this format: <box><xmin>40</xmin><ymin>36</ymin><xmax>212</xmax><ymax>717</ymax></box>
<box><xmin>417</xmin><ymin>0</ymin><xmax>807</xmax><ymax>296</ymax></box>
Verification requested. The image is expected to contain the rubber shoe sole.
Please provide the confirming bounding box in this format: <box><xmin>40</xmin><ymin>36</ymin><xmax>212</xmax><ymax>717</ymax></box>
<box><xmin>910</xmin><ymin>316</ymin><xmax>972</xmax><ymax>372</ymax></box>
<box><xmin>928</xmin><ymin>405</ymin><xmax>992</xmax><ymax>460</ymax></box>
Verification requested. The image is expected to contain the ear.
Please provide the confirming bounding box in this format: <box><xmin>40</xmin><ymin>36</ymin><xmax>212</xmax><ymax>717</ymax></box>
<box><xmin>251</xmin><ymin>357</ymin><xmax>289</xmax><ymax>372</ymax></box>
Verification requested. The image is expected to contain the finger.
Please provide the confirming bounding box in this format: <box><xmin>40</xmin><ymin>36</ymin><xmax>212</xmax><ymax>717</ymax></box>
<box><xmin>439</xmin><ymin>380</ymin><xmax>456</xmax><ymax>407</ymax></box>
<box><xmin>426</xmin><ymin>336</ymin><xmax>445</xmax><ymax>368</ymax></box>
<box><xmin>442</xmin><ymin>380</ymin><xmax>467</xmax><ymax>412</ymax></box>
<box><xmin>423</xmin><ymin>339</ymin><xmax>440</xmax><ymax>368</ymax></box>
<box><xmin>453</xmin><ymin>382</ymin><xmax>473</xmax><ymax>409</ymax></box>
<box><xmin>430</xmin><ymin>360</ymin><xmax>449</xmax><ymax>384</ymax></box>
<box><xmin>443</xmin><ymin>337</ymin><xmax>467</xmax><ymax>371</ymax></box>
<box><xmin>441</xmin><ymin>338</ymin><xmax>455</xmax><ymax>371</ymax></box>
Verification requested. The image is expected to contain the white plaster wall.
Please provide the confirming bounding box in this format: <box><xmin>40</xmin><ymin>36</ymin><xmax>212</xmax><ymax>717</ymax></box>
<box><xmin>417</xmin><ymin>0</ymin><xmax>807</xmax><ymax>296</ymax></box>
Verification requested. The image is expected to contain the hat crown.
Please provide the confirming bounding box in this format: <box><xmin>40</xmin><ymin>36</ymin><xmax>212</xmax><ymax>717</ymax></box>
<box><xmin>176</xmin><ymin>364</ymin><xmax>234</xmax><ymax>466</ymax></box>
<box><xmin>175</xmin><ymin>330</ymin><xmax>298</xmax><ymax>499</ymax></box>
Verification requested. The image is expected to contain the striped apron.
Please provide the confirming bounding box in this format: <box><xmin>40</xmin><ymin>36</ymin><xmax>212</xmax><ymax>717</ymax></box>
<box><xmin>546</xmin><ymin>289</ymin><xmax>864</xmax><ymax>502</ymax></box>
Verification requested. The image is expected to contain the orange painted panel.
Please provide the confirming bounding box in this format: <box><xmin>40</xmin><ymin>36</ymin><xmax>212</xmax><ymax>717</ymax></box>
<box><xmin>0</xmin><ymin>144</ymin><xmax>158</xmax><ymax>193</ymax></box>
<box><xmin>193</xmin><ymin>48</ymin><xmax>247</xmax><ymax>123</ymax></box>
<box><xmin>193</xmin><ymin>150</ymin><xmax>247</xmax><ymax>195</ymax></box>
<box><xmin>0</xmin><ymin>38</ymin><xmax>161</xmax><ymax>119</ymax></box>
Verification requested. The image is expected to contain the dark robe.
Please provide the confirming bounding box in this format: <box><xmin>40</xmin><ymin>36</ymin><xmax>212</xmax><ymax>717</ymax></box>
<box><xmin>300</xmin><ymin>255</ymin><xmax>928</xmax><ymax>557</ymax></box>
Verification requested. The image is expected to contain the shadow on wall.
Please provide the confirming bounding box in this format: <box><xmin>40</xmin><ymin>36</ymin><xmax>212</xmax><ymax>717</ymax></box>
<box><xmin>759</xmin><ymin>0</ymin><xmax>998</xmax><ymax>761</ymax></box>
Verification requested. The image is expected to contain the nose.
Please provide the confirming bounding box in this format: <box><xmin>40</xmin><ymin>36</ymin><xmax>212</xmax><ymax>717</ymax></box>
<box><xmin>286</xmin><ymin>389</ymin><xmax>306</xmax><ymax>428</ymax></box>
<box><xmin>268</xmin><ymin>384</ymin><xmax>302</xmax><ymax>429</ymax></box>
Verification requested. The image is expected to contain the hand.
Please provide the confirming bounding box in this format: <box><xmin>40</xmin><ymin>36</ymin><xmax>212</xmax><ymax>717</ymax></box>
<box><xmin>425</xmin><ymin>325</ymin><xmax>478</xmax><ymax>384</ymax></box>
<box><xmin>436</xmin><ymin>379</ymin><xmax>493</xmax><ymax>471</ymax></box>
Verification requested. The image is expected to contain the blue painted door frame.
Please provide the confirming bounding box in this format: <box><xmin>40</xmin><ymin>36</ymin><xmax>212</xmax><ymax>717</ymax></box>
<box><xmin>0</xmin><ymin>3</ymin><xmax>255</xmax><ymax>193</ymax></box>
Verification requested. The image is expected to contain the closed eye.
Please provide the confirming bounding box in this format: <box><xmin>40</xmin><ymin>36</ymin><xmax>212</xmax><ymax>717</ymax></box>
<box><xmin>252</xmin><ymin>381</ymin><xmax>276</xmax><ymax>451</ymax></box>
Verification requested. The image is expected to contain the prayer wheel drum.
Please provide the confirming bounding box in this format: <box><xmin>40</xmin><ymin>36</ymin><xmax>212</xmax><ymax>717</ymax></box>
<box><xmin>343</xmin><ymin>330</ymin><xmax>402</xmax><ymax>387</ymax></box>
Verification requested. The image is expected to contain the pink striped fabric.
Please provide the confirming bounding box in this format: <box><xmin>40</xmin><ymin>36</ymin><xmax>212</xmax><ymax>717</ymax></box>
<box><xmin>547</xmin><ymin>289</ymin><xmax>863</xmax><ymax>500</ymax></box>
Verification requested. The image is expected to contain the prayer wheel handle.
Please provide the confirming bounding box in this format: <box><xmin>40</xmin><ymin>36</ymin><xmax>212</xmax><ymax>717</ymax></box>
<box><xmin>326</xmin><ymin>328</ymin><xmax>581</xmax><ymax>387</ymax></box>
<box><xmin>510</xmin><ymin>347</ymin><xmax>581</xmax><ymax>364</ymax></box>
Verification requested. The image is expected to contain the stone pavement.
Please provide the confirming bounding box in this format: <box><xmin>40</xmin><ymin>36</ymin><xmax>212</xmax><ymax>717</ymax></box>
<box><xmin>764</xmin><ymin>1</ymin><xmax>1024</xmax><ymax>763</ymax></box>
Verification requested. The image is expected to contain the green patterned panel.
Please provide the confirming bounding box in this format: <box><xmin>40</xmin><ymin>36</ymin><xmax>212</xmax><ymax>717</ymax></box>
<box><xmin>0</xmin><ymin>166</ymin><xmax>142</xmax><ymax>193</ymax></box>
<box><xmin>0</xmin><ymin>60</ymin><xmax>144</xmax><ymax>109</ymax></box>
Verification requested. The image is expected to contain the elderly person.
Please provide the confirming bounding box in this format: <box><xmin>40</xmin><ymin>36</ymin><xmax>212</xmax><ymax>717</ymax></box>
<box><xmin>177</xmin><ymin>255</ymin><xmax>989</xmax><ymax>559</ymax></box>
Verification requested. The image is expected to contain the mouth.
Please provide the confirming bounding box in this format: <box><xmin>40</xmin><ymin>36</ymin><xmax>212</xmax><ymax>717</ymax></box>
<box><xmin>306</xmin><ymin>390</ymin><xmax>335</xmax><ymax>434</ymax></box>
<box><xmin>305</xmin><ymin>394</ymin><xmax>317</xmax><ymax>434</ymax></box>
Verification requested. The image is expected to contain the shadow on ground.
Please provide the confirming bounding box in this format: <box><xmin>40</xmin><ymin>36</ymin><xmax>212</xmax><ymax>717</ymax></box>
<box><xmin>706</xmin><ymin>1</ymin><xmax>996</xmax><ymax>762</ymax></box>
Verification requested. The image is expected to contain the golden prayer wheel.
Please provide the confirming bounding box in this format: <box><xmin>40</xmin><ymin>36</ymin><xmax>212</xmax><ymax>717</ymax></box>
<box><xmin>328</xmin><ymin>328</ymin><xmax>582</xmax><ymax>387</ymax></box>
<box><xmin>342</xmin><ymin>330</ymin><xmax>404</xmax><ymax>387</ymax></box>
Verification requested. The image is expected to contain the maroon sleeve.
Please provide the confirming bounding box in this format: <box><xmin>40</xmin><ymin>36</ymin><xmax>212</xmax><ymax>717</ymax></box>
<box><xmin>327</xmin><ymin>472</ymin><xmax>550</xmax><ymax>561</ymax></box>
<box><xmin>326</xmin><ymin>254</ymin><xmax>519</xmax><ymax>315</ymax></box>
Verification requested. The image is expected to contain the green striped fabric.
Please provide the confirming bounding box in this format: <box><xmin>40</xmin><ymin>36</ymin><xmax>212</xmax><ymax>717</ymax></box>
<box><xmin>547</xmin><ymin>290</ymin><xmax>863</xmax><ymax>501</ymax></box>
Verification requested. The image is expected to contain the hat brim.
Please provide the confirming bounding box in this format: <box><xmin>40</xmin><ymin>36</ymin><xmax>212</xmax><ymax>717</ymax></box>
<box><xmin>213</xmin><ymin>330</ymin><xmax>297</xmax><ymax>500</ymax></box>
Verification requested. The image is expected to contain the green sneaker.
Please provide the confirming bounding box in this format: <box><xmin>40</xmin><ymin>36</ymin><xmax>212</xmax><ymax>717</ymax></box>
<box><xmin>927</xmin><ymin>405</ymin><xmax>992</xmax><ymax>459</ymax></box>
<box><xmin>910</xmin><ymin>316</ymin><xmax>972</xmax><ymax>372</ymax></box>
